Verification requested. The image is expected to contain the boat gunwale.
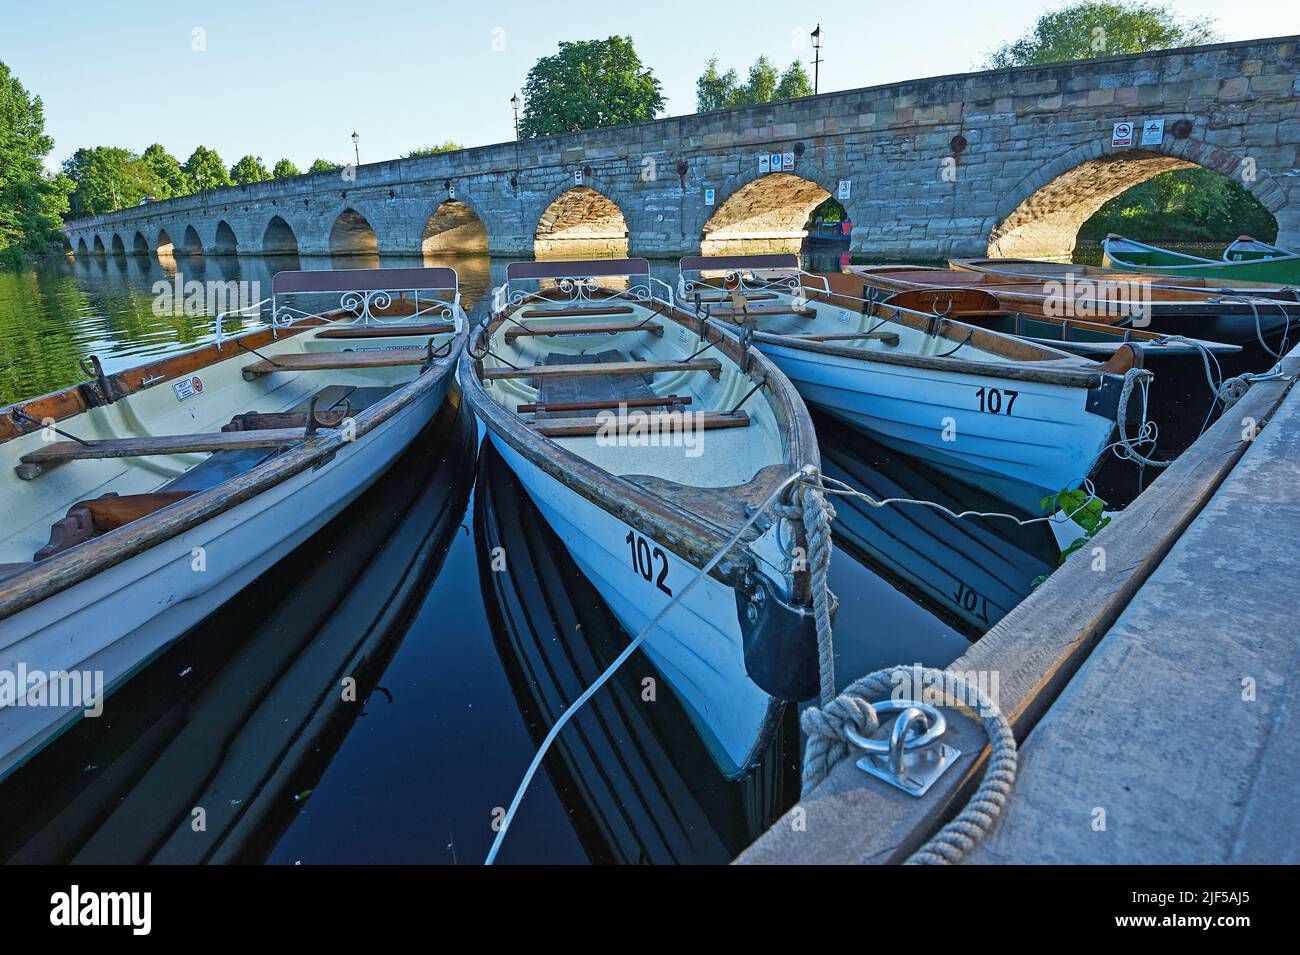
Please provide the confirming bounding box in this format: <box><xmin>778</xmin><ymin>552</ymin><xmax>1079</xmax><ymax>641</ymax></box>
<box><xmin>458</xmin><ymin>287</ymin><xmax>819</xmax><ymax>589</ymax></box>
<box><xmin>0</xmin><ymin>319</ymin><xmax>467</xmax><ymax>623</ymax></box>
<box><xmin>948</xmin><ymin>257</ymin><xmax>1300</xmax><ymax>298</ymax></box>
<box><xmin>1104</xmin><ymin>234</ymin><xmax>1300</xmax><ymax>274</ymax></box>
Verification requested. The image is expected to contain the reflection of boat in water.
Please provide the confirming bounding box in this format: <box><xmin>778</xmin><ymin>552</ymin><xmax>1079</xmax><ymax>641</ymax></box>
<box><xmin>474</xmin><ymin>440</ymin><xmax>797</xmax><ymax>863</ymax></box>
<box><xmin>817</xmin><ymin>413</ymin><xmax>1060</xmax><ymax>639</ymax></box>
<box><xmin>0</xmin><ymin>400</ymin><xmax>476</xmax><ymax>863</ymax></box>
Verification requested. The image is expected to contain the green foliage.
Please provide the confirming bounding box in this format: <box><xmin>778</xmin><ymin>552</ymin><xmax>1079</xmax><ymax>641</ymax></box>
<box><xmin>229</xmin><ymin>154</ymin><xmax>270</xmax><ymax>184</ymax></box>
<box><xmin>1045</xmin><ymin>486</ymin><xmax>1110</xmax><ymax>563</ymax></box>
<box><xmin>0</xmin><ymin>61</ymin><xmax>70</xmax><ymax>263</ymax></box>
<box><xmin>696</xmin><ymin>55</ymin><xmax>813</xmax><ymax>111</ymax></box>
<box><xmin>809</xmin><ymin>196</ymin><xmax>847</xmax><ymax>225</ymax></box>
<box><xmin>518</xmin><ymin>37</ymin><xmax>665</xmax><ymax>138</ymax></box>
<box><xmin>182</xmin><ymin>146</ymin><xmax>230</xmax><ymax>192</ymax></box>
<box><xmin>62</xmin><ymin>146</ymin><xmax>159</xmax><ymax>217</ymax></box>
<box><xmin>140</xmin><ymin>144</ymin><xmax>186</xmax><ymax>200</ymax></box>
<box><xmin>405</xmin><ymin>141</ymin><xmax>462</xmax><ymax>158</ymax></box>
<box><xmin>984</xmin><ymin>1</ymin><xmax>1219</xmax><ymax>69</ymax></box>
<box><xmin>1080</xmin><ymin>168</ymin><xmax>1277</xmax><ymax>243</ymax></box>
<box><xmin>308</xmin><ymin>158</ymin><xmax>342</xmax><ymax>174</ymax></box>
<box><xmin>271</xmin><ymin>158</ymin><xmax>302</xmax><ymax>178</ymax></box>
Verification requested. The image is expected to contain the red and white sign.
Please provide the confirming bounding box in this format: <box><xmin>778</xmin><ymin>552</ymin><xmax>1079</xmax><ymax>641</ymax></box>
<box><xmin>1111</xmin><ymin>122</ymin><xmax>1134</xmax><ymax>147</ymax></box>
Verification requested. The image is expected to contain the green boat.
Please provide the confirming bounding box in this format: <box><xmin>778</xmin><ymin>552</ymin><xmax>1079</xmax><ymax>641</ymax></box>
<box><xmin>1103</xmin><ymin>234</ymin><xmax>1300</xmax><ymax>285</ymax></box>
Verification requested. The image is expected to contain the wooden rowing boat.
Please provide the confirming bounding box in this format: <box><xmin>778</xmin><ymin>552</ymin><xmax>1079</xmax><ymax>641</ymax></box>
<box><xmin>0</xmin><ymin>266</ymin><xmax>467</xmax><ymax>779</ymax></box>
<box><xmin>458</xmin><ymin>258</ymin><xmax>820</xmax><ymax>776</ymax></box>
<box><xmin>847</xmin><ymin>262</ymin><xmax>1294</xmax><ymax>369</ymax></box>
<box><xmin>1104</xmin><ymin>233</ymin><xmax>1300</xmax><ymax>285</ymax></box>
<box><xmin>474</xmin><ymin>438</ymin><xmax>796</xmax><ymax>853</ymax></box>
<box><xmin>680</xmin><ymin>254</ymin><xmax>1139</xmax><ymax>513</ymax></box>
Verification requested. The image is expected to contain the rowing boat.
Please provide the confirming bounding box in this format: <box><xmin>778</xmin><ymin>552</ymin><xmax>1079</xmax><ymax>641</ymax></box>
<box><xmin>1103</xmin><ymin>234</ymin><xmax>1300</xmax><ymax>285</ymax></box>
<box><xmin>0</xmin><ymin>266</ymin><xmax>467</xmax><ymax>779</ymax></box>
<box><xmin>950</xmin><ymin>256</ymin><xmax>1300</xmax><ymax>301</ymax></box>
<box><xmin>474</xmin><ymin>438</ymin><xmax>796</xmax><ymax>857</ymax></box>
<box><xmin>847</xmin><ymin>262</ymin><xmax>1294</xmax><ymax>369</ymax></box>
<box><xmin>458</xmin><ymin>259</ymin><xmax>820</xmax><ymax>777</ymax></box>
<box><xmin>680</xmin><ymin>254</ymin><xmax>1140</xmax><ymax>513</ymax></box>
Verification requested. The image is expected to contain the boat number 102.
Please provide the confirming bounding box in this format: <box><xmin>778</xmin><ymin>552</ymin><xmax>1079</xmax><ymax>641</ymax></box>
<box><xmin>975</xmin><ymin>386</ymin><xmax>1019</xmax><ymax>415</ymax></box>
<box><xmin>626</xmin><ymin>531</ymin><xmax>673</xmax><ymax>596</ymax></box>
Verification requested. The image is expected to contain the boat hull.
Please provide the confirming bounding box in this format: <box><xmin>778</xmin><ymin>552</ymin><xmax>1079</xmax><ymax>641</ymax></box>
<box><xmin>758</xmin><ymin>340</ymin><xmax>1118</xmax><ymax>513</ymax></box>
<box><xmin>0</xmin><ymin>371</ymin><xmax>453</xmax><ymax>780</ymax></box>
<box><xmin>484</xmin><ymin>431</ymin><xmax>783</xmax><ymax>778</ymax></box>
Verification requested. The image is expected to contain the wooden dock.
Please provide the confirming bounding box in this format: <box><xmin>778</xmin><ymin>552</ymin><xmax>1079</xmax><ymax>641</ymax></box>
<box><xmin>739</xmin><ymin>346</ymin><xmax>1300</xmax><ymax>865</ymax></box>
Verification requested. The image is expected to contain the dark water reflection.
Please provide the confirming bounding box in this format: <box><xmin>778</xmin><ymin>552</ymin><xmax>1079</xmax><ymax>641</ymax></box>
<box><xmin>0</xmin><ymin>250</ymin><xmax>1048</xmax><ymax>863</ymax></box>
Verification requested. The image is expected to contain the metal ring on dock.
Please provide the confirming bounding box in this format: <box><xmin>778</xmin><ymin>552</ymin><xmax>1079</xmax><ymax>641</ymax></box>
<box><xmin>842</xmin><ymin>699</ymin><xmax>947</xmax><ymax>768</ymax></box>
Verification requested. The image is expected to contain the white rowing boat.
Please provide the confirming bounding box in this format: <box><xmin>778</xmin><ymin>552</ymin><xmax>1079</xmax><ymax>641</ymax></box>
<box><xmin>458</xmin><ymin>259</ymin><xmax>819</xmax><ymax>778</ymax></box>
<box><xmin>0</xmin><ymin>267</ymin><xmax>467</xmax><ymax>779</ymax></box>
<box><xmin>679</xmin><ymin>254</ymin><xmax>1139</xmax><ymax>514</ymax></box>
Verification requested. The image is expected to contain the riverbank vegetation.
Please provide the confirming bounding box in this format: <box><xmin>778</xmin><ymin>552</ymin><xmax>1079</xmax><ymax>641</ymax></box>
<box><xmin>0</xmin><ymin>61</ymin><xmax>72</xmax><ymax>265</ymax></box>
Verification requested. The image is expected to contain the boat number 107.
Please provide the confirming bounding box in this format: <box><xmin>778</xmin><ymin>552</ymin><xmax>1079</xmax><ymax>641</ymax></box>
<box><xmin>975</xmin><ymin>386</ymin><xmax>1019</xmax><ymax>415</ymax></box>
<box><xmin>626</xmin><ymin>531</ymin><xmax>673</xmax><ymax>596</ymax></box>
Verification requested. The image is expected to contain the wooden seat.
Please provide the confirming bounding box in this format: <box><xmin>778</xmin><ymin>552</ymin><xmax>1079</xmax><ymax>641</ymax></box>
<box><xmin>518</xmin><ymin>394</ymin><xmax>691</xmax><ymax>415</ymax></box>
<box><xmin>529</xmin><ymin>411</ymin><xmax>749</xmax><ymax>437</ymax></box>
<box><xmin>315</xmin><ymin>323</ymin><xmax>454</xmax><ymax>339</ymax></box>
<box><xmin>35</xmin><ymin>491</ymin><xmax>196</xmax><ymax>560</ymax></box>
<box><xmin>708</xmin><ymin>305</ymin><xmax>815</xmax><ymax>318</ymax></box>
<box><xmin>520</xmin><ymin>305</ymin><xmax>635</xmax><ymax>318</ymax></box>
<box><xmin>693</xmin><ymin>292</ymin><xmax>778</xmax><ymax>303</ymax></box>
<box><xmin>788</xmin><ymin>331</ymin><xmax>901</xmax><ymax>345</ymax></box>
<box><xmin>17</xmin><ymin>428</ymin><xmax>322</xmax><ymax>478</ymax></box>
<box><xmin>482</xmin><ymin>358</ymin><xmax>722</xmax><ymax>382</ymax></box>
<box><xmin>504</xmin><ymin>321</ymin><xmax>664</xmax><ymax>343</ymax></box>
<box><xmin>242</xmin><ymin>347</ymin><xmax>430</xmax><ymax>379</ymax></box>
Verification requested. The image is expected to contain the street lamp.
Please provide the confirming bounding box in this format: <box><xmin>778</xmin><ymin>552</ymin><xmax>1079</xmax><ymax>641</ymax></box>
<box><xmin>351</xmin><ymin>131</ymin><xmax>360</xmax><ymax>166</ymax></box>
<box><xmin>511</xmin><ymin>94</ymin><xmax>520</xmax><ymax>140</ymax></box>
<box><xmin>811</xmin><ymin>24</ymin><xmax>823</xmax><ymax>95</ymax></box>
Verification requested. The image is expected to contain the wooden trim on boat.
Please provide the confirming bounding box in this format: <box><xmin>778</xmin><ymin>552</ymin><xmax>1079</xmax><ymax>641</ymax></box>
<box><xmin>504</xmin><ymin>320</ymin><xmax>664</xmax><ymax>343</ymax></box>
<box><xmin>529</xmin><ymin>411</ymin><xmax>750</xmax><ymax>438</ymax></box>
<box><xmin>481</xmin><ymin>357</ymin><xmax>723</xmax><ymax>382</ymax></box>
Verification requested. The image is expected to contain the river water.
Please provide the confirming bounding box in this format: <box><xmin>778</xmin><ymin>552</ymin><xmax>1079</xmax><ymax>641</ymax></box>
<box><xmin>0</xmin><ymin>250</ymin><xmax>1061</xmax><ymax>863</ymax></box>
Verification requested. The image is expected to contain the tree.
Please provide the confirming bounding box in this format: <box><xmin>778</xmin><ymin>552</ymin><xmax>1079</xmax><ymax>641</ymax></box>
<box><xmin>229</xmin><ymin>154</ymin><xmax>270</xmax><ymax>184</ymax></box>
<box><xmin>140</xmin><ymin>143</ymin><xmax>186</xmax><ymax>199</ymax></box>
<box><xmin>695</xmin><ymin>55</ymin><xmax>813</xmax><ymax>111</ymax></box>
<box><xmin>62</xmin><ymin>146</ymin><xmax>157</xmax><ymax>217</ymax></box>
<box><xmin>308</xmin><ymin>158</ymin><xmax>342</xmax><ymax>174</ymax></box>
<box><xmin>272</xmin><ymin>158</ymin><xmax>301</xmax><ymax>178</ymax></box>
<box><xmin>519</xmin><ymin>37</ymin><xmax>664</xmax><ymax>138</ymax></box>
<box><xmin>405</xmin><ymin>141</ymin><xmax>462</xmax><ymax>158</ymax></box>
<box><xmin>182</xmin><ymin>146</ymin><xmax>230</xmax><ymax>192</ymax></box>
<box><xmin>0</xmin><ymin>61</ymin><xmax>71</xmax><ymax>261</ymax></box>
<box><xmin>984</xmin><ymin>1</ymin><xmax>1218</xmax><ymax>69</ymax></box>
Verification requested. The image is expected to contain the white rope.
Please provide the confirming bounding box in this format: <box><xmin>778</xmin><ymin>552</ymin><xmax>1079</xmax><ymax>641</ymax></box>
<box><xmin>800</xmin><ymin>666</ymin><xmax>1017</xmax><ymax>865</ymax></box>
<box><xmin>484</xmin><ymin>465</ymin><xmax>814</xmax><ymax>864</ymax></box>
<box><xmin>800</xmin><ymin>481</ymin><xmax>837</xmax><ymax>706</ymax></box>
<box><xmin>1112</xmin><ymin>368</ymin><xmax>1171</xmax><ymax>469</ymax></box>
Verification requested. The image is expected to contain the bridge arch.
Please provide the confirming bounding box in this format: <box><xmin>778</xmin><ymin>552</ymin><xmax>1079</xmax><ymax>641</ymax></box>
<box><xmin>261</xmin><ymin>215</ymin><xmax>300</xmax><ymax>255</ymax></box>
<box><xmin>156</xmin><ymin>228</ymin><xmax>175</xmax><ymax>256</ymax></box>
<box><xmin>329</xmin><ymin>208</ymin><xmax>379</xmax><ymax>257</ymax></box>
<box><xmin>75</xmin><ymin>237</ymin><xmax>89</xmax><ymax>256</ymax></box>
<box><xmin>534</xmin><ymin>183</ymin><xmax>629</xmax><ymax>258</ymax></box>
<box><xmin>700</xmin><ymin>167</ymin><xmax>837</xmax><ymax>256</ymax></box>
<box><xmin>988</xmin><ymin>136</ymin><xmax>1288</xmax><ymax>259</ymax></box>
<box><xmin>213</xmin><ymin>220</ymin><xmax>239</xmax><ymax>255</ymax></box>
<box><xmin>110</xmin><ymin>234</ymin><xmax>126</xmax><ymax>256</ymax></box>
<box><xmin>132</xmin><ymin>231</ymin><xmax>150</xmax><ymax>255</ymax></box>
<box><xmin>422</xmin><ymin>199</ymin><xmax>489</xmax><ymax>255</ymax></box>
<box><xmin>179</xmin><ymin>225</ymin><xmax>204</xmax><ymax>255</ymax></box>
<box><xmin>92</xmin><ymin>236</ymin><xmax>105</xmax><ymax>255</ymax></box>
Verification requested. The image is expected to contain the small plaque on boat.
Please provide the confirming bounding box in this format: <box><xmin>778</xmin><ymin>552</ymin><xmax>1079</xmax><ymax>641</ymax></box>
<box><xmin>172</xmin><ymin>376</ymin><xmax>202</xmax><ymax>402</ymax></box>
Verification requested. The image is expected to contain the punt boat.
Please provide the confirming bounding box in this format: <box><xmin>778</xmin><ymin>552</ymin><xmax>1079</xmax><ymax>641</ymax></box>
<box><xmin>474</xmin><ymin>439</ymin><xmax>796</xmax><ymax>858</ymax></box>
<box><xmin>1104</xmin><ymin>234</ymin><xmax>1300</xmax><ymax>285</ymax></box>
<box><xmin>458</xmin><ymin>258</ymin><xmax>820</xmax><ymax>777</ymax></box>
<box><xmin>0</xmin><ymin>266</ymin><xmax>467</xmax><ymax>779</ymax></box>
<box><xmin>848</xmin><ymin>262</ymin><xmax>1293</xmax><ymax>371</ymax></box>
<box><xmin>950</xmin><ymin>256</ymin><xmax>1300</xmax><ymax>301</ymax></box>
<box><xmin>679</xmin><ymin>254</ymin><xmax>1140</xmax><ymax>514</ymax></box>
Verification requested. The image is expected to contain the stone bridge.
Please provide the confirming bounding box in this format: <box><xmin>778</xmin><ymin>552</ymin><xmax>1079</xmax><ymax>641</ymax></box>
<box><xmin>63</xmin><ymin>36</ymin><xmax>1300</xmax><ymax>262</ymax></box>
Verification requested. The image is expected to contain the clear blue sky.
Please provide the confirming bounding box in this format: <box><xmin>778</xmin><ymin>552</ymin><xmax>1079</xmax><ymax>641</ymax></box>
<box><xmin>5</xmin><ymin>0</ymin><xmax>1298</xmax><ymax>173</ymax></box>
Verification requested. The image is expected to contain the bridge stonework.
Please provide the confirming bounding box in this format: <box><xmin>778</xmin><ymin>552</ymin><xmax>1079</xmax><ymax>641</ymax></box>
<box><xmin>65</xmin><ymin>36</ymin><xmax>1300</xmax><ymax>262</ymax></box>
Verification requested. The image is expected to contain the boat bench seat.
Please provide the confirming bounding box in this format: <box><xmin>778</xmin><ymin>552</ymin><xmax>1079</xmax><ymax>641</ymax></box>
<box><xmin>35</xmin><ymin>490</ymin><xmax>197</xmax><ymax>561</ymax></box>
<box><xmin>504</xmin><ymin>321</ymin><xmax>664</xmax><ymax>343</ymax></box>
<box><xmin>529</xmin><ymin>410</ymin><xmax>749</xmax><ymax>438</ymax></box>
<box><xmin>518</xmin><ymin>394</ymin><xmax>691</xmax><ymax>415</ymax></box>
<box><xmin>788</xmin><ymin>331</ymin><xmax>901</xmax><ymax>345</ymax></box>
<box><xmin>519</xmin><ymin>305</ymin><xmax>635</xmax><ymax>318</ymax></box>
<box><xmin>708</xmin><ymin>305</ymin><xmax>815</xmax><ymax>318</ymax></box>
<box><xmin>483</xmin><ymin>357</ymin><xmax>722</xmax><ymax>382</ymax></box>
<box><xmin>18</xmin><ymin>429</ymin><xmax>324</xmax><ymax>473</ymax></box>
<box><xmin>242</xmin><ymin>346</ymin><xmax>432</xmax><ymax>379</ymax></box>
<box><xmin>315</xmin><ymin>322</ymin><xmax>454</xmax><ymax>339</ymax></box>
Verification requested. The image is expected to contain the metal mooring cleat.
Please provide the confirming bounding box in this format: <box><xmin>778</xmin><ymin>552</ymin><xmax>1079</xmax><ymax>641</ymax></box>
<box><xmin>845</xmin><ymin>699</ymin><xmax>962</xmax><ymax>797</ymax></box>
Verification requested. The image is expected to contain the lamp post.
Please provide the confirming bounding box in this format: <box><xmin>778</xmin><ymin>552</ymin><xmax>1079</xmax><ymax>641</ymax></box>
<box><xmin>811</xmin><ymin>24</ymin><xmax>822</xmax><ymax>95</ymax></box>
<box><xmin>351</xmin><ymin>131</ymin><xmax>360</xmax><ymax>166</ymax></box>
<box><xmin>511</xmin><ymin>94</ymin><xmax>520</xmax><ymax>140</ymax></box>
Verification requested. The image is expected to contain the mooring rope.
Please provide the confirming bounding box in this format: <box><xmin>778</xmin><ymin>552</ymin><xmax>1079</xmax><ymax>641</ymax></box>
<box><xmin>800</xmin><ymin>666</ymin><xmax>1017</xmax><ymax>865</ymax></box>
<box><xmin>800</xmin><ymin>479</ymin><xmax>838</xmax><ymax>706</ymax></box>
